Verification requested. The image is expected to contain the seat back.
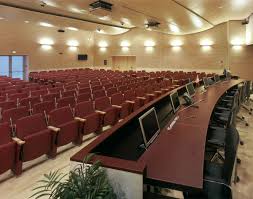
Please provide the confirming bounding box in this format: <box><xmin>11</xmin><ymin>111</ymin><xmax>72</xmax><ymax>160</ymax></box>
<box><xmin>95</xmin><ymin>96</ymin><xmax>111</xmax><ymax>110</ymax></box>
<box><xmin>76</xmin><ymin>92</ymin><xmax>91</xmax><ymax>103</ymax></box>
<box><xmin>107</xmin><ymin>87</ymin><xmax>118</xmax><ymax>97</ymax></box>
<box><xmin>0</xmin><ymin>101</ymin><xmax>17</xmax><ymax>113</ymax></box>
<box><xmin>49</xmin><ymin>106</ymin><xmax>73</xmax><ymax>126</ymax></box>
<box><xmin>16</xmin><ymin>114</ymin><xmax>47</xmax><ymax>139</ymax></box>
<box><xmin>2</xmin><ymin>106</ymin><xmax>29</xmax><ymax>124</ymax></box>
<box><xmin>111</xmin><ymin>93</ymin><xmax>124</xmax><ymax>105</ymax></box>
<box><xmin>33</xmin><ymin>101</ymin><xmax>55</xmax><ymax>115</ymax></box>
<box><xmin>0</xmin><ymin>122</ymin><xmax>11</xmax><ymax>145</ymax></box>
<box><xmin>93</xmin><ymin>90</ymin><xmax>106</xmax><ymax>99</ymax></box>
<box><xmin>42</xmin><ymin>93</ymin><xmax>60</xmax><ymax>102</ymax></box>
<box><xmin>57</xmin><ymin>96</ymin><xmax>76</xmax><ymax>108</ymax></box>
<box><xmin>61</xmin><ymin>90</ymin><xmax>76</xmax><ymax>97</ymax></box>
<box><xmin>75</xmin><ymin>101</ymin><xmax>95</xmax><ymax>117</ymax></box>
<box><xmin>31</xmin><ymin>89</ymin><xmax>48</xmax><ymax>97</ymax></box>
<box><xmin>123</xmin><ymin>90</ymin><xmax>135</xmax><ymax>101</ymax></box>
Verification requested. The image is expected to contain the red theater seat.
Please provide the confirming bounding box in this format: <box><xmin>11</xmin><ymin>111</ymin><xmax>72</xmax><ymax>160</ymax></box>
<box><xmin>94</xmin><ymin>96</ymin><xmax>119</xmax><ymax>126</ymax></box>
<box><xmin>0</xmin><ymin>122</ymin><xmax>17</xmax><ymax>175</ymax></box>
<box><xmin>123</xmin><ymin>90</ymin><xmax>142</xmax><ymax>111</ymax></box>
<box><xmin>15</xmin><ymin>114</ymin><xmax>55</xmax><ymax>174</ymax></box>
<box><xmin>111</xmin><ymin>93</ymin><xmax>131</xmax><ymax>119</ymax></box>
<box><xmin>75</xmin><ymin>101</ymin><xmax>102</xmax><ymax>135</ymax></box>
<box><xmin>57</xmin><ymin>96</ymin><xmax>76</xmax><ymax>108</ymax></box>
<box><xmin>48</xmin><ymin>107</ymin><xmax>82</xmax><ymax>149</ymax></box>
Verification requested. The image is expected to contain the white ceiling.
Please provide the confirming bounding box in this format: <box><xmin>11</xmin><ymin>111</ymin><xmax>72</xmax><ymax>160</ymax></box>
<box><xmin>0</xmin><ymin>0</ymin><xmax>253</xmax><ymax>35</ymax></box>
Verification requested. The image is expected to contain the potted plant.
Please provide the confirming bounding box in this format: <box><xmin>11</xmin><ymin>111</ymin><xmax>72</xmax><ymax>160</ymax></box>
<box><xmin>30</xmin><ymin>154</ymin><xmax>117</xmax><ymax>199</ymax></box>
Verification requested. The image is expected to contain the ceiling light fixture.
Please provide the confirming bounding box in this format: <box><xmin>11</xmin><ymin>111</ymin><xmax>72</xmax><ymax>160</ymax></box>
<box><xmin>11</xmin><ymin>50</ymin><xmax>17</xmax><ymax>54</ymax></box>
<box><xmin>41</xmin><ymin>44</ymin><xmax>52</xmax><ymax>50</ymax></box>
<box><xmin>0</xmin><ymin>17</ymin><xmax>4</xmax><ymax>20</ymax></box>
<box><xmin>39</xmin><ymin>22</ymin><xmax>54</xmax><ymax>27</ymax></box>
<box><xmin>67</xmin><ymin>27</ymin><xmax>78</xmax><ymax>31</ymax></box>
<box><xmin>191</xmin><ymin>16</ymin><xmax>203</xmax><ymax>28</ymax></box>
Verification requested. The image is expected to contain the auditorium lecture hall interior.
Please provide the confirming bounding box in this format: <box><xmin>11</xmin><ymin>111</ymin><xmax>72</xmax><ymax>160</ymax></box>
<box><xmin>1</xmin><ymin>1</ymin><xmax>253</xmax><ymax>199</ymax></box>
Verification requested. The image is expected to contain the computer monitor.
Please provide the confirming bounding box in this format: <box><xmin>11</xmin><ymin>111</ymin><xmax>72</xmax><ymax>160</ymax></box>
<box><xmin>170</xmin><ymin>91</ymin><xmax>181</xmax><ymax>113</ymax></box>
<box><xmin>139</xmin><ymin>108</ymin><xmax>160</xmax><ymax>148</ymax></box>
<box><xmin>214</xmin><ymin>75</ymin><xmax>220</xmax><ymax>83</ymax></box>
<box><xmin>186</xmin><ymin>82</ymin><xmax>195</xmax><ymax>96</ymax></box>
<box><xmin>203</xmin><ymin>77</ymin><xmax>209</xmax><ymax>88</ymax></box>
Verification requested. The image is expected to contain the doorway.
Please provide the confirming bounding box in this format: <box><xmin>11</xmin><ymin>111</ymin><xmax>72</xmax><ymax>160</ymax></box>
<box><xmin>112</xmin><ymin>56</ymin><xmax>136</xmax><ymax>71</ymax></box>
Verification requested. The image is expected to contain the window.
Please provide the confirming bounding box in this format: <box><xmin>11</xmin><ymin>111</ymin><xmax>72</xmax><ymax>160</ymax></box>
<box><xmin>0</xmin><ymin>56</ymin><xmax>9</xmax><ymax>76</ymax></box>
<box><xmin>12</xmin><ymin>56</ymin><xmax>24</xmax><ymax>79</ymax></box>
<box><xmin>0</xmin><ymin>55</ymin><xmax>27</xmax><ymax>80</ymax></box>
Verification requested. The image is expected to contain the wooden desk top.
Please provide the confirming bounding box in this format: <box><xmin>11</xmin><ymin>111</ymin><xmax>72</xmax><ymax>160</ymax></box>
<box><xmin>71</xmin><ymin>79</ymin><xmax>243</xmax><ymax>190</ymax></box>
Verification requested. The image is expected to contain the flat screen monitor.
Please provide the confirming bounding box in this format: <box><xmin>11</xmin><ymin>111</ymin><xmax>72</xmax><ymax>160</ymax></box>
<box><xmin>214</xmin><ymin>75</ymin><xmax>220</xmax><ymax>83</ymax></box>
<box><xmin>186</xmin><ymin>82</ymin><xmax>195</xmax><ymax>96</ymax></box>
<box><xmin>170</xmin><ymin>91</ymin><xmax>181</xmax><ymax>113</ymax></box>
<box><xmin>203</xmin><ymin>77</ymin><xmax>209</xmax><ymax>88</ymax></box>
<box><xmin>78</xmin><ymin>54</ymin><xmax>88</xmax><ymax>61</ymax></box>
<box><xmin>139</xmin><ymin>108</ymin><xmax>160</xmax><ymax>148</ymax></box>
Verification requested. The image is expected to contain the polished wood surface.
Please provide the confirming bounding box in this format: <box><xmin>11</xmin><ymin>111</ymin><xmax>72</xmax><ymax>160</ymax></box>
<box><xmin>71</xmin><ymin>79</ymin><xmax>243</xmax><ymax>190</ymax></box>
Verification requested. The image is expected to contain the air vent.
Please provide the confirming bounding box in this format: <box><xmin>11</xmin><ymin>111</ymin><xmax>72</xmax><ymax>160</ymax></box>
<box><xmin>58</xmin><ymin>29</ymin><xmax>65</xmax><ymax>33</ymax></box>
<box><xmin>89</xmin><ymin>0</ymin><xmax>113</xmax><ymax>17</ymax></box>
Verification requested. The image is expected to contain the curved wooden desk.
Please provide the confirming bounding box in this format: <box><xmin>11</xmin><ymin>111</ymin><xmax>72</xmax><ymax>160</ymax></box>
<box><xmin>71</xmin><ymin>79</ymin><xmax>243</xmax><ymax>194</ymax></box>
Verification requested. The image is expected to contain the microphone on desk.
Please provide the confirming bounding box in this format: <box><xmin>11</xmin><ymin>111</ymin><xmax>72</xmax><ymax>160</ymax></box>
<box><xmin>178</xmin><ymin>99</ymin><xmax>204</xmax><ymax>113</ymax></box>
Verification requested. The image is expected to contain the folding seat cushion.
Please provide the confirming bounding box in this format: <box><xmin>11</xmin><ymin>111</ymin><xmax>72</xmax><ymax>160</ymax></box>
<box><xmin>123</xmin><ymin>90</ymin><xmax>142</xmax><ymax>111</ymax></box>
<box><xmin>111</xmin><ymin>93</ymin><xmax>131</xmax><ymax>119</ymax></box>
<box><xmin>48</xmin><ymin>107</ymin><xmax>81</xmax><ymax>146</ymax></box>
<box><xmin>42</xmin><ymin>93</ymin><xmax>60</xmax><ymax>102</ymax></box>
<box><xmin>61</xmin><ymin>90</ymin><xmax>76</xmax><ymax>97</ymax></box>
<box><xmin>106</xmin><ymin>87</ymin><xmax>118</xmax><ymax>97</ymax></box>
<box><xmin>94</xmin><ymin>96</ymin><xmax>119</xmax><ymax>126</ymax></box>
<box><xmin>2</xmin><ymin>106</ymin><xmax>29</xmax><ymax>125</ymax></box>
<box><xmin>93</xmin><ymin>89</ymin><xmax>106</xmax><ymax>100</ymax></box>
<box><xmin>15</xmin><ymin>114</ymin><xmax>54</xmax><ymax>166</ymax></box>
<box><xmin>57</xmin><ymin>96</ymin><xmax>76</xmax><ymax>108</ymax></box>
<box><xmin>31</xmin><ymin>89</ymin><xmax>48</xmax><ymax>97</ymax></box>
<box><xmin>33</xmin><ymin>101</ymin><xmax>55</xmax><ymax>115</ymax></box>
<box><xmin>75</xmin><ymin>101</ymin><xmax>102</xmax><ymax>135</ymax></box>
<box><xmin>76</xmin><ymin>92</ymin><xmax>91</xmax><ymax>103</ymax></box>
<box><xmin>0</xmin><ymin>122</ymin><xmax>17</xmax><ymax>175</ymax></box>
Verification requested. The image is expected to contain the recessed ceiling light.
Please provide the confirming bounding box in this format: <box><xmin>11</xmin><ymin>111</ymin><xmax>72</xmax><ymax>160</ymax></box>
<box><xmin>24</xmin><ymin>20</ymin><xmax>30</xmax><ymax>23</ymax></box>
<box><xmin>0</xmin><ymin>17</ymin><xmax>4</xmax><ymax>20</ymax></box>
<box><xmin>66</xmin><ymin>27</ymin><xmax>78</xmax><ymax>31</ymax></box>
<box><xmin>120</xmin><ymin>41</ymin><xmax>131</xmax><ymax>47</ymax></box>
<box><xmin>191</xmin><ymin>16</ymin><xmax>203</xmax><ymax>28</ymax></box>
<box><xmin>12</xmin><ymin>50</ymin><xmax>16</xmax><ymax>54</ymax></box>
<box><xmin>39</xmin><ymin>22</ymin><xmax>54</xmax><ymax>27</ymax></box>
<box><xmin>170</xmin><ymin>40</ymin><xmax>183</xmax><ymax>47</ymax></box>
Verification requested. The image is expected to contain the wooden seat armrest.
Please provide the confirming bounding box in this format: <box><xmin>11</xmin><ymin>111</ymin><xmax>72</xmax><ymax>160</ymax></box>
<box><xmin>125</xmin><ymin>100</ymin><xmax>135</xmax><ymax>104</ymax></box>
<box><xmin>161</xmin><ymin>88</ymin><xmax>169</xmax><ymax>91</ymax></box>
<box><xmin>75</xmin><ymin>117</ymin><xmax>86</xmax><ymax>123</ymax></box>
<box><xmin>137</xmin><ymin>97</ymin><xmax>146</xmax><ymax>100</ymax></box>
<box><xmin>95</xmin><ymin>110</ymin><xmax>106</xmax><ymax>115</ymax></box>
<box><xmin>48</xmin><ymin>126</ymin><xmax>60</xmax><ymax>132</ymax></box>
<box><xmin>146</xmin><ymin>93</ymin><xmax>155</xmax><ymax>96</ymax></box>
<box><xmin>155</xmin><ymin>90</ymin><xmax>162</xmax><ymax>93</ymax></box>
<box><xmin>12</xmin><ymin>137</ymin><xmax>25</xmax><ymax>145</ymax></box>
<box><xmin>112</xmin><ymin>105</ymin><xmax>122</xmax><ymax>109</ymax></box>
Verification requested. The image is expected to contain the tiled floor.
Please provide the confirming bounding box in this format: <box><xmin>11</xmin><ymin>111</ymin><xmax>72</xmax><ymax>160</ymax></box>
<box><xmin>0</xmin><ymin>103</ymin><xmax>253</xmax><ymax>199</ymax></box>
